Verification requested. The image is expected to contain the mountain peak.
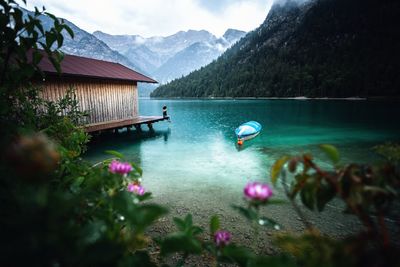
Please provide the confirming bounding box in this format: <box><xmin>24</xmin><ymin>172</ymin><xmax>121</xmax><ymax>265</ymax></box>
<box><xmin>268</xmin><ymin>0</ymin><xmax>313</xmax><ymax>17</ymax></box>
<box><xmin>171</xmin><ymin>29</ymin><xmax>215</xmax><ymax>40</ymax></box>
<box><xmin>187</xmin><ymin>29</ymin><xmax>208</xmax><ymax>33</ymax></box>
<box><xmin>223</xmin><ymin>28</ymin><xmax>245</xmax><ymax>35</ymax></box>
<box><xmin>92</xmin><ymin>30</ymin><xmax>105</xmax><ymax>35</ymax></box>
<box><xmin>152</xmin><ymin>0</ymin><xmax>400</xmax><ymax>98</ymax></box>
<box><xmin>223</xmin><ymin>29</ymin><xmax>246</xmax><ymax>42</ymax></box>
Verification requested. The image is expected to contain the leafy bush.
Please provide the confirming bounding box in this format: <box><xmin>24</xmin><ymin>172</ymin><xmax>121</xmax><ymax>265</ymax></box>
<box><xmin>1</xmin><ymin>1</ymin><xmax>399</xmax><ymax>266</ymax></box>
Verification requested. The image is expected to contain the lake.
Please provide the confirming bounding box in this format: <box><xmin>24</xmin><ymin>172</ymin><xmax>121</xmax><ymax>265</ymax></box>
<box><xmin>85</xmin><ymin>99</ymin><xmax>400</xmax><ymax>246</ymax></box>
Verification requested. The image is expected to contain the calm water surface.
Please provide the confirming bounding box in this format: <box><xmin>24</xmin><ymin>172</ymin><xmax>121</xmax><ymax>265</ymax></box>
<box><xmin>85</xmin><ymin>99</ymin><xmax>400</xmax><ymax>233</ymax></box>
<box><xmin>86</xmin><ymin>99</ymin><xmax>400</xmax><ymax>176</ymax></box>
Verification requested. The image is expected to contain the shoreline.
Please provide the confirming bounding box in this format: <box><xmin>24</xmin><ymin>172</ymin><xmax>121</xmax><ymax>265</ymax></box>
<box><xmin>143</xmin><ymin>96</ymin><xmax>400</xmax><ymax>101</ymax></box>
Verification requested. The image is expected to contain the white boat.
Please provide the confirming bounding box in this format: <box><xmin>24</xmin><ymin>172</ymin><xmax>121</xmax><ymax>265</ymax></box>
<box><xmin>235</xmin><ymin>121</ymin><xmax>262</xmax><ymax>141</ymax></box>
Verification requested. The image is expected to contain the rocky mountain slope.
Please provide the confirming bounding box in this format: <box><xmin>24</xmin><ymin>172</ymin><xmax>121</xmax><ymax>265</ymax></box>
<box><xmin>94</xmin><ymin>29</ymin><xmax>246</xmax><ymax>83</ymax></box>
<box><xmin>24</xmin><ymin>9</ymin><xmax>144</xmax><ymax>74</ymax></box>
<box><xmin>25</xmin><ymin>8</ymin><xmax>246</xmax><ymax>96</ymax></box>
<box><xmin>93</xmin><ymin>30</ymin><xmax>217</xmax><ymax>75</ymax></box>
<box><xmin>151</xmin><ymin>0</ymin><xmax>400</xmax><ymax>98</ymax></box>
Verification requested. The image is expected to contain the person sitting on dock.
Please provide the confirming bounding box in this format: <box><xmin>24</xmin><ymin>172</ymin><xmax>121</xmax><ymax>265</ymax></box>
<box><xmin>162</xmin><ymin>106</ymin><xmax>171</xmax><ymax>122</ymax></box>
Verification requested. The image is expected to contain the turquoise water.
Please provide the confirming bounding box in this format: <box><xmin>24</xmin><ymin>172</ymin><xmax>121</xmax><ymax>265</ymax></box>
<box><xmin>86</xmin><ymin>98</ymin><xmax>400</xmax><ymax>170</ymax></box>
<box><xmin>85</xmin><ymin>99</ymin><xmax>400</xmax><ymax>232</ymax></box>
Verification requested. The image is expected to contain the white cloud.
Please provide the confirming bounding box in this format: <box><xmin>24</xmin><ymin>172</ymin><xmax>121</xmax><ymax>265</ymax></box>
<box><xmin>25</xmin><ymin>0</ymin><xmax>273</xmax><ymax>37</ymax></box>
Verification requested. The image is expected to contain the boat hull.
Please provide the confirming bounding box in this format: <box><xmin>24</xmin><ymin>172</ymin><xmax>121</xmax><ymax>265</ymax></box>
<box><xmin>235</xmin><ymin>121</ymin><xmax>262</xmax><ymax>141</ymax></box>
<box><xmin>240</xmin><ymin>131</ymin><xmax>260</xmax><ymax>141</ymax></box>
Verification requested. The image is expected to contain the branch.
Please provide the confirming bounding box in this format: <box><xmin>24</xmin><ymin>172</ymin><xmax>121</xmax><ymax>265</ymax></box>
<box><xmin>281</xmin><ymin>170</ymin><xmax>315</xmax><ymax>232</ymax></box>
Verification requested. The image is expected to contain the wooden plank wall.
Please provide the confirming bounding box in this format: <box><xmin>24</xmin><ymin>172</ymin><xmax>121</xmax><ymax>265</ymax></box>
<box><xmin>37</xmin><ymin>76</ymin><xmax>138</xmax><ymax>124</ymax></box>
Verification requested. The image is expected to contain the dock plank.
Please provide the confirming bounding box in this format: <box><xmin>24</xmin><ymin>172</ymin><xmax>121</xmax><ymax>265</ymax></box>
<box><xmin>85</xmin><ymin>116</ymin><xmax>168</xmax><ymax>132</ymax></box>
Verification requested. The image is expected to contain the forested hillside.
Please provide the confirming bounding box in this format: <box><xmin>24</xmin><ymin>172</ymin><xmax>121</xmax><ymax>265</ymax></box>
<box><xmin>151</xmin><ymin>0</ymin><xmax>400</xmax><ymax>98</ymax></box>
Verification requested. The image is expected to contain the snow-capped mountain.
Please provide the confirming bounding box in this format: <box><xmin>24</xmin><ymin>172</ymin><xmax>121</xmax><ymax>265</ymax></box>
<box><xmin>24</xmin><ymin>8</ymin><xmax>246</xmax><ymax>96</ymax></box>
<box><xmin>93</xmin><ymin>30</ymin><xmax>217</xmax><ymax>70</ymax></box>
<box><xmin>23</xmin><ymin>9</ymin><xmax>144</xmax><ymax>74</ymax></box>
<box><xmin>94</xmin><ymin>29</ymin><xmax>246</xmax><ymax>84</ymax></box>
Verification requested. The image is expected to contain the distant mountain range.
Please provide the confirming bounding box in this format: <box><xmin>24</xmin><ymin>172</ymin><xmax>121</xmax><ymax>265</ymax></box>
<box><xmin>24</xmin><ymin>8</ymin><xmax>246</xmax><ymax>96</ymax></box>
<box><xmin>93</xmin><ymin>29</ymin><xmax>246</xmax><ymax>84</ymax></box>
<box><xmin>151</xmin><ymin>0</ymin><xmax>400</xmax><ymax>98</ymax></box>
<box><xmin>25</xmin><ymin>9</ymin><xmax>144</xmax><ymax>74</ymax></box>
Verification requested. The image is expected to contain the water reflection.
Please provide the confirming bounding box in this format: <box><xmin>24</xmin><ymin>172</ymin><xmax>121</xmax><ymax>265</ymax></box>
<box><xmin>90</xmin><ymin>128</ymin><xmax>171</xmax><ymax>144</ymax></box>
<box><xmin>87</xmin><ymin>128</ymin><xmax>172</xmax><ymax>164</ymax></box>
<box><xmin>163</xmin><ymin>128</ymin><xmax>171</xmax><ymax>143</ymax></box>
<box><xmin>85</xmin><ymin>99</ymin><xmax>400</xmax><ymax>194</ymax></box>
<box><xmin>83</xmin><ymin>99</ymin><xmax>400</xmax><ymax>239</ymax></box>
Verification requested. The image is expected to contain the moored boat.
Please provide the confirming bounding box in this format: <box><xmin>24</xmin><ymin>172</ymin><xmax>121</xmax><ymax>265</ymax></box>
<box><xmin>235</xmin><ymin>121</ymin><xmax>262</xmax><ymax>145</ymax></box>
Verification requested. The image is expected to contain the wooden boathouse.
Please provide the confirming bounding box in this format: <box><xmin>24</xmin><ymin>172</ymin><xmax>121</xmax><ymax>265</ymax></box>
<box><xmin>34</xmin><ymin>52</ymin><xmax>167</xmax><ymax>133</ymax></box>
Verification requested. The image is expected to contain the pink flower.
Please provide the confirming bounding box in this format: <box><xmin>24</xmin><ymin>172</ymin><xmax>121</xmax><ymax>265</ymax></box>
<box><xmin>127</xmin><ymin>183</ymin><xmax>145</xmax><ymax>196</ymax></box>
<box><xmin>244</xmin><ymin>182</ymin><xmax>273</xmax><ymax>201</ymax></box>
<box><xmin>214</xmin><ymin>230</ymin><xmax>231</xmax><ymax>246</ymax></box>
<box><xmin>108</xmin><ymin>160</ymin><xmax>132</xmax><ymax>175</ymax></box>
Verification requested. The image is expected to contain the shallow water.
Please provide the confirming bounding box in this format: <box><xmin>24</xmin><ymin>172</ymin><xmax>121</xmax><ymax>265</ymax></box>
<box><xmin>86</xmin><ymin>99</ymin><xmax>400</xmax><ymax>183</ymax></box>
<box><xmin>85</xmin><ymin>99</ymin><xmax>400</xmax><ymax>239</ymax></box>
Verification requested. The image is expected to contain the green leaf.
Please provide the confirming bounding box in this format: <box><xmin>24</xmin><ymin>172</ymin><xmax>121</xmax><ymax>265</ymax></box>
<box><xmin>173</xmin><ymin>217</ymin><xmax>186</xmax><ymax>231</ymax></box>
<box><xmin>45</xmin><ymin>32</ymin><xmax>56</xmax><ymax>48</ymax></box>
<box><xmin>173</xmin><ymin>214</ymin><xmax>203</xmax><ymax>236</ymax></box>
<box><xmin>130</xmin><ymin>161</ymin><xmax>143</xmax><ymax>176</ymax></box>
<box><xmin>300</xmin><ymin>181</ymin><xmax>316</xmax><ymax>210</ymax></box>
<box><xmin>160</xmin><ymin>232</ymin><xmax>202</xmax><ymax>255</ymax></box>
<box><xmin>136</xmin><ymin>192</ymin><xmax>152</xmax><ymax>202</ymax></box>
<box><xmin>129</xmin><ymin>204</ymin><xmax>168</xmax><ymax>232</ymax></box>
<box><xmin>319</xmin><ymin>144</ymin><xmax>340</xmax><ymax>165</ymax></box>
<box><xmin>105</xmin><ymin>150</ymin><xmax>124</xmax><ymax>159</ymax></box>
<box><xmin>70</xmin><ymin>176</ymin><xmax>85</xmax><ymax>193</ymax></box>
<box><xmin>210</xmin><ymin>215</ymin><xmax>220</xmax><ymax>235</ymax></box>
<box><xmin>56</xmin><ymin>33</ymin><xmax>64</xmax><ymax>48</ymax></box>
<box><xmin>190</xmin><ymin>226</ymin><xmax>203</xmax><ymax>236</ymax></box>
<box><xmin>63</xmin><ymin>24</ymin><xmax>74</xmax><ymax>38</ymax></box>
<box><xmin>35</xmin><ymin>20</ymin><xmax>45</xmax><ymax>34</ymax></box>
<box><xmin>130</xmin><ymin>251</ymin><xmax>158</xmax><ymax>267</ymax></box>
<box><xmin>32</xmin><ymin>50</ymin><xmax>43</xmax><ymax>65</ymax></box>
<box><xmin>203</xmin><ymin>242</ymin><xmax>217</xmax><ymax>255</ymax></box>
<box><xmin>184</xmin><ymin>214</ymin><xmax>193</xmax><ymax>227</ymax></box>
<box><xmin>44</xmin><ymin>12</ymin><xmax>57</xmax><ymax>21</ymax></box>
<box><xmin>220</xmin><ymin>244</ymin><xmax>255</xmax><ymax>267</ymax></box>
<box><xmin>232</xmin><ymin>205</ymin><xmax>258</xmax><ymax>221</ymax></box>
<box><xmin>267</xmin><ymin>199</ymin><xmax>288</xmax><ymax>205</ymax></box>
<box><xmin>48</xmin><ymin>56</ymin><xmax>61</xmax><ymax>73</ymax></box>
<box><xmin>290</xmin><ymin>174</ymin><xmax>310</xmax><ymax>199</ymax></box>
<box><xmin>271</xmin><ymin>156</ymin><xmax>290</xmax><ymax>185</ymax></box>
<box><xmin>316</xmin><ymin>181</ymin><xmax>336</xmax><ymax>212</ymax></box>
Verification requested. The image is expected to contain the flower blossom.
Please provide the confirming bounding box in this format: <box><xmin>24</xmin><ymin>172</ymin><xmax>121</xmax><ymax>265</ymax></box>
<box><xmin>214</xmin><ymin>230</ymin><xmax>231</xmax><ymax>247</ymax></box>
<box><xmin>108</xmin><ymin>160</ymin><xmax>132</xmax><ymax>175</ymax></box>
<box><xmin>127</xmin><ymin>183</ymin><xmax>145</xmax><ymax>196</ymax></box>
<box><xmin>244</xmin><ymin>182</ymin><xmax>273</xmax><ymax>201</ymax></box>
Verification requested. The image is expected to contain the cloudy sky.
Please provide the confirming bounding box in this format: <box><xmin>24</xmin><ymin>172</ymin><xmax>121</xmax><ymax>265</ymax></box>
<box><xmin>26</xmin><ymin>0</ymin><xmax>274</xmax><ymax>37</ymax></box>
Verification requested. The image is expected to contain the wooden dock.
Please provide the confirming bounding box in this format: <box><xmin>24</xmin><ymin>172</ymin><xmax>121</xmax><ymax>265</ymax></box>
<box><xmin>85</xmin><ymin>116</ymin><xmax>169</xmax><ymax>133</ymax></box>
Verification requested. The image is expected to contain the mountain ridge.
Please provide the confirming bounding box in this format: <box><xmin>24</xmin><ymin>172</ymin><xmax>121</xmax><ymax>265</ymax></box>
<box><xmin>151</xmin><ymin>0</ymin><xmax>400</xmax><ymax>98</ymax></box>
<box><xmin>24</xmin><ymin>8</ymin><xmax>247</xmax><ymax>96</ymax></box>
<box><xmin>22</xmin><ymin>9</ymin><xmax>146</xmax><ymax>75</ymax></box>
<box><xmin>94</xmin><ymin>29</ymin><xmax>246</xmax><ymax>83</ymax></box>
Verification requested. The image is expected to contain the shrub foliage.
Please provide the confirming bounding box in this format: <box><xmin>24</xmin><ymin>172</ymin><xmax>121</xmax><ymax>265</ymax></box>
<box><xmin>1</xmin><ymin>1</ymin><xmax>399</xmax><ymax>266</ymax></box>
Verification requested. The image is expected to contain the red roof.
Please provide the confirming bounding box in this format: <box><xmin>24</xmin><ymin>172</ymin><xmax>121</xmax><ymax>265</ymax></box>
<box><xmin>35</xmin><ymin>51</ymin><xmax>157</xmax><ymax>83</ymax></box>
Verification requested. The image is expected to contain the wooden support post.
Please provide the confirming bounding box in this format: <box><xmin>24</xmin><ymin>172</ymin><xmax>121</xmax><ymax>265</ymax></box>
<box><xmin>134</xmin><ymin>124</ymin><xmax>142</xmax><ymax>132</ymax></box>
<box><xmin>147</xmin><ymin>123</ymin><xmax>154</xmax><ymax>131</ymax></box>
